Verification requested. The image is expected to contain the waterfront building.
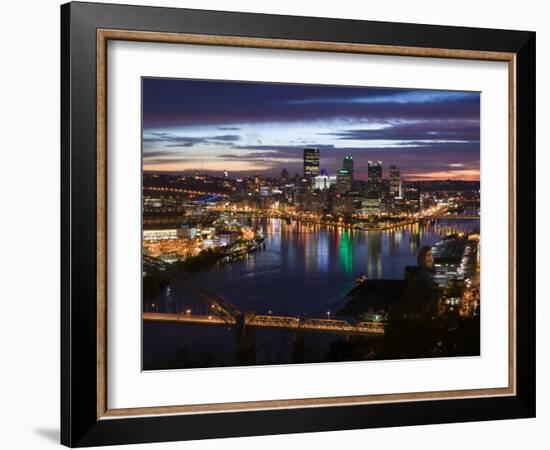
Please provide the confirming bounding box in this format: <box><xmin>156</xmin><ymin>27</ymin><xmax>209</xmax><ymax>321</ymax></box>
<box><xmin>201</xmin><ymin>239</ymin><xmax>216</xmax><ymax>250</ymax></box>
<box><xmin>361</xmin><ymin>196</ymin><xmax>382</xmax><ymax>215</ymax></box>
<box><xmin>142</xmin><ymin>229</ymin><xmax>182</xmax><ymax>241</ymax></box>
<box><xmin>218</xmin><ymin>231</ymin><xmax>239</xmax><ymax>247</ymax></box>
<box><xmin>431</xmin><ymin>236</ymin><xmax>467</xmax><ymax>287</ymax></box>
<box><xmin>179</xmin><ymin>225</ymin><xmax>198</xmax><ymax>239</ymax></box>
<box><xmin>293</xmin><ymin>178</ymin><xmax>309</xmax><ymax>212</ymax></box>
<box><xmin>143</xmin><ymin>197</ymin><xmax>162</xmax><ymax>209</ymax></box>
<box><xmin>331</xmin><ymin>194</ymin><xmax>354</xmax><ymax>216</ymax></box>
<box><xmin>308</xmin><ymin>190</ymin><xmax>325</xmax><ymax>215</ymax></box>
<box><xmin>303</xmin><ymin>147</ymin><xmax>320</xmax><ymax>181</ymax></box>
<box><xmin>404</xmin><ymin>187</ymin><xmax>421</xmax><ymax>211</ymax></box>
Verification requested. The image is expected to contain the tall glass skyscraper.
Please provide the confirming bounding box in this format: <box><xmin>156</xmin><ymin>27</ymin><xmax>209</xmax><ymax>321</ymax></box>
<box><xmin>389</xmin><ymin>164</ymin><xmax>402</xmax><ymax>198</ymax></box>
<box><xmin>343</xmin><ymin>155</ymin><xmax>354</xmax><ymax>182</ymax></box>
<box><xmin>334</xmin><ymin>155</ymin><xmax>354</xmax><ymax>194</ymax></box>
<box><xmin>303</xmin><ymin>147</ymin><xmax>320</xmax><ymax>180</ymax></box>
<box><xmin>367</xmin><ymin>160</ymin><xmax>383</xmax><ymax>191</ymax></box>
<box><xmin>336</xmin><ymin>168</ymin><xmax>352</xmax><ymax>193</ymax></box>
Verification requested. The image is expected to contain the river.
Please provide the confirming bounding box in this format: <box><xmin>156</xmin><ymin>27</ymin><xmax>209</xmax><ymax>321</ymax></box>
<box><xmin>143</xmin><ymin>217</ymin><xmax>480</xmax><ymax>370</ymax></box>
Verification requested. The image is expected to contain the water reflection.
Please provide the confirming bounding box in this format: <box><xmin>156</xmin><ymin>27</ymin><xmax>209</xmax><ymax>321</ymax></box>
<box><xmin>388</xmin><ymin>231</ymin><xmax>401</xmax><ymax>257</ymax></box>
<box><xmin>339</xmin><ymin>229</ymin><xmax>353</xmax><ymax>276</ymax></box>
<box><xmin>317</xmin><ymin>228</ymin><xmax>329</xmax><ymax>273</ymax></box>
<box><xmin>144</xmin><ymin>217</ymin><xmax>480</xmax><ymax>369</ymax></box>
<box><xmin>181</xmin><ymin>218</ymin><xmax>479</xmax><ymax>318</ymax></box>
<box><xmin>367</xmin><ymin>232</ymin><xmax>382</xmax><ymax>279</ymax></box>
<box><xmin>409</xmin><ymin>222</ymin><xmax>421</xmax><ymax>253</ymax></box>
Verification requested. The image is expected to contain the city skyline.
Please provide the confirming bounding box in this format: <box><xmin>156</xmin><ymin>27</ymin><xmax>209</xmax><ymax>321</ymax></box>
<box><xmin>143</xmin><ymin>78</ymin><xmax>480</xmax><ymax>181</ymax></box>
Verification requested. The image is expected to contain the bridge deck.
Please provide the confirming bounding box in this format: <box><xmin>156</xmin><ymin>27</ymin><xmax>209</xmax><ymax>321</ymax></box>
<box><xmin>420</xmin><ymin>215</ymin><xmax>480</xmax><ymax>220</ymax></box>
<box><xmin>143</xmin><ymin>312</ymin><xmax>385</xmax><ymax>336</ymax></box>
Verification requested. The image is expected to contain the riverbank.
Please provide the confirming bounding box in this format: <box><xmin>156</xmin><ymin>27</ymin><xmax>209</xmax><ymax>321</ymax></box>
<box><xmin>211</xmin><ymin>207</ymin><xmax>421</xmax><ymax>231</ymax></box>
<box><xmin>173</xmin><ymin>238</ymin><xmax>265</xmax><ymax>272</ymax></box>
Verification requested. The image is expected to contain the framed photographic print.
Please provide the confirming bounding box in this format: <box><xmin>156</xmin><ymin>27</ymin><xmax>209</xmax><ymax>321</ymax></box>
<box><xmin>61</xmin><ymin>1</ymin><xmax>536</xmax><ymax>447</ymax></box>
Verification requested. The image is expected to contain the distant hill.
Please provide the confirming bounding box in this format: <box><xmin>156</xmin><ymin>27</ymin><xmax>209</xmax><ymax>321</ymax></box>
<box><xmin>405</xmin><ymin>180</ymin><xmax>480</xmax><ymax>192</ymax></box>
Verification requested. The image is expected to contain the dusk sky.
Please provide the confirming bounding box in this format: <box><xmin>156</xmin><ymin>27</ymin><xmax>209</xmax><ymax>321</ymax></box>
<box><xmin>142</xmin><ymin>78</ymin><xmax>480</xmax><ymax>181</ymax></box>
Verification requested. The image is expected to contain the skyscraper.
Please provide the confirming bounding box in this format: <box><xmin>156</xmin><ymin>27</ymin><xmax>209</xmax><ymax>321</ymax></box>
<box><xmin>333</xmin><ymin>156</ymin><xmax>354</xmax><ymax>194</ymax></box>
<box><xmin>303</xmin><ymin>147</ymin><xmax>320</xmax><ymax>181</ymax></box>
<box><xmin>367</xmin><ymin>160</ymin><xmax>383</xmax><ymax>191</ymax></box>
<box><xmin>336</xmin><ymin>168</ymin><xmax>352</xmax><ymax>194</ymax></box>
<box><xmin>280</xmin><ymin>168</ymin><xmax>289</xmax><ymax>183</ymax></box>
<box><xmin>389</xmin><ymin>164</ymin><xmax>402</xmax><ymax>198</ymax></box>
<box><xmin>343</xmin><ymin>155</ymin><xmax>354</xmax><ymax>182</ymax></box>
<box><xmin>314</xmin><ymin>171</ymin><xmax>331</xmax><ymax>190</ymax></box>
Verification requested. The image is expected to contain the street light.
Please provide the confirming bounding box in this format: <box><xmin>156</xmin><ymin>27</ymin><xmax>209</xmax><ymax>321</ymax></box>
<box><xmin>326</xmin><ymin>311</ymin><xmax>331</xmax><ymax>320</ymax></box>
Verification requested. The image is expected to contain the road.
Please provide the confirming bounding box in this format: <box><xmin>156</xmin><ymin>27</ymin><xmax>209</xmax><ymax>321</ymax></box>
<box><xmin>143</xmin><ymin>312</ymin><xmax>385</xmax><ymax>336</ymax></box>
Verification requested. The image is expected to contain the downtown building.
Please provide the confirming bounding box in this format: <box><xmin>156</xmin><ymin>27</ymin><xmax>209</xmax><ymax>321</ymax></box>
<box><xmin>313</xmin><ymin>169</ymin><xmax>333</xmax><ymax>190</ymax></box>
<box><xmin>367</xmin><ymin>160</ymin><xmax>383</xmax><ymax>192</ymax></box>
<box><xmin>303</xmin><ymin>147</ymin><xmax>320</xmax><ymax>183</ymax></box>
<box><xmin>336</xmin><ymin>155</ymin><xmax>354</xmax><ymax>194</ymax></box>
<box><xmin>389</xmin><ymin>164</ymin><xmax>403</xmax><ymax>198</ymax></box>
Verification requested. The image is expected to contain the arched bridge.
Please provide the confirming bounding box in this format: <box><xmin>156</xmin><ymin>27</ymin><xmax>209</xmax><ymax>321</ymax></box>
<box><xmin>143</xmin><ymin>255</ymin><xmax>385</xmax><ymax>337</ymax></box>
<box><xmin>143</xmin><ymin>255</ymin><xmax>240</xmax><ymax>323</ymax></box>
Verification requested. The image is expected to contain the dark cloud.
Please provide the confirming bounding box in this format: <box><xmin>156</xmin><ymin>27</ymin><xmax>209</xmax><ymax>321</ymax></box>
<box><xmin>322</xmin><ymin>121</ymin><xmax>480</xmax><ymax>142</ymax></box>
<box><xmin>231</xmin><ymin>144</ymin><xmax>335</xmax><ymax>154</ymax></box>
<box><xmin>143</xmin><ymin>79</ymin><xmax>480</xmax><ymax>127</ymax></box>
<box><xmin>142</xmin><ymin>150</ymin><xmax>187</xmax><ymax>158</ymax></box>
<box><xmin>144</xmin><ymin>132</ymin><xmax>241</xmax><ymax>148</ymax></box>
<box><xmin>210</xmin><ymin>134</ymin><xmax>241</xmax><ymax>142</ymax></box>
<box><xmin>143</xmin><ymin>157</ymin><xmax>201</xmax><ymax>166</ymax></box>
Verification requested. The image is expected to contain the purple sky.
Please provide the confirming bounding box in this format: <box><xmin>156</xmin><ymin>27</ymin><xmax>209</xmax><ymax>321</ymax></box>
<box><xmin>142</xmin><ymin>78</ymin><xmax>480</xmax><ymax>180</ymax></box>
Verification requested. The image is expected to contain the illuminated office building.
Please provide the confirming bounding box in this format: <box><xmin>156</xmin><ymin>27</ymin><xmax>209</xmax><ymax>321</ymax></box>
<box><xmin>367</xmin><ymin>160</ymin><xmax>383</xmax><ymax>191</ymax></box>
<box><xmin>389</xmin><ymin>164</ymin><xmax>402</xmax><ymax>198</ymax></box>
<box><xmin>303</xmin><ymin>147</ymin><xmax>320</xmax><ymax>180</ymax></box>
<box><xmin>336</xmin><ymin>168</ymin><xmax>352</xmax><ymax>193</ymax></box>
<box><xmin>343</xmin><ymin>155</ymin><xmax>354</xmax><ymax>182</ymax></box>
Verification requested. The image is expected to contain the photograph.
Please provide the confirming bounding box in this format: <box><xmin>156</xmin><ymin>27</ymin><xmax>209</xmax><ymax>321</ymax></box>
<box><xmin>141</xmin><ymin>78</ymin><xmax>482</xmax><ymax>370</ymax></box>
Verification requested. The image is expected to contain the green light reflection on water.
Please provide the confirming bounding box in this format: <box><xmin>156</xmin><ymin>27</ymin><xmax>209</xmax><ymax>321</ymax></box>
<box><xmin>339</xmin><ymin>228</ymin><xmax>353</xmax><ymax>276</ymax></box>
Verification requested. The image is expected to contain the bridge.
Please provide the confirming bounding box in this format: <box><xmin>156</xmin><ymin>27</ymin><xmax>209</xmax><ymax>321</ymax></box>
<box><xmin>143</xmin><ymin>255</ymin><xmax>241</xmax><ymax>323</ymax></box>
<box><xmin>143</xmin><ymin>312</ymin><xmax>385</xmax><ymax>337</ymax></box>
<box><xmin>143</xmin><ymin>255</ymin><xmax>385</xmax><ymax>364</ymax></box>
<box><xmin>144</xmin><ymin>185</ymin><xmax>230</xmax><ymax>198</ymax></box>
<box><xmin>143</xmin><ymin>256</ymin><xmax>386</xmax><ymax>337</ymax></box>
<box><xmin>420</xmin><ymin>214</ymin><xmax>480</xmax><ymax>220</ymax></box>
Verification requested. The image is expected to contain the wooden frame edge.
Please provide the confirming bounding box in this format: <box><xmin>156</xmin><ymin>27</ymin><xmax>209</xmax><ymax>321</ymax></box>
<box><xmin>100</xmin><ymin>387</ymin><xmax>515</xmax><ymax>419</ymax></box>
<box><xmin>508</xmin><ymin>55</ymin><xmax>517</xmax><ymax>395</ymax></box>
<box><xmin>97</xmin><ymin>29</ymin><xmax>108</xmax><ymax>419</ymax></box>
<box><xmin>95</xmin><ymin>28</ymin><xmax>517</xmax><ymax>420</ymax></box>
